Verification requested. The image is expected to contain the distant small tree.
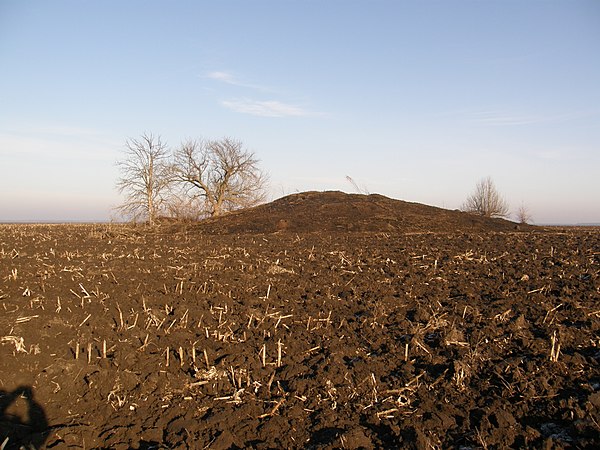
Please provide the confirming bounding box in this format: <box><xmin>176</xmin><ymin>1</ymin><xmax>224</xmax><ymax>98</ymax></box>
<box><xmin>116</xmin><ymin>133</ymin><xmax>171</xmax><ymax>224</ymax></box>
<box><xmin>172</xmin><ymin>137</ymin><xmax>268</xmax><ymax>217</ymax></box>
<box><xmin>463</xmin><ymin>176</ymin><xmax>510</xmax><ymax>218</ymax></box>
<box><xmin>515</xmin><ymin>202</ymin><xmax>532</xmax><ymax>224</ymax></box>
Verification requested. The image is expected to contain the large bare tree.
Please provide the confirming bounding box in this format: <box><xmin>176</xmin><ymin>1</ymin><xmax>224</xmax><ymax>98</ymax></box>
<box><xmin>173</xmin><ymin>137</ymin><xmax>267</xmax><ymax>217</ymax></box>
<box><xmin>462</xmin><ymin>176</ymin><xmax>510</xmax><ymax>218</ymax></box>
<box><xmin>116</xmin><ymin>133</ymin><xmax>171</xmax><ymax>224</ymax></box>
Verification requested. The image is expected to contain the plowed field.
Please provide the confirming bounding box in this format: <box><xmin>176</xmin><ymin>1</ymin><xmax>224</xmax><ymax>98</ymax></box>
<box><xmin>1</xmin><ymin>194</ymin><xmax>599</xmax><ymax>449</ymax></box>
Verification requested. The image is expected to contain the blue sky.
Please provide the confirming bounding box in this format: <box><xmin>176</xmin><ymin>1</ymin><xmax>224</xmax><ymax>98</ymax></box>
<box><xmin>1</xmin><ymin>0</ymin><xmax>598</xmax><ymax>223</ymax></box>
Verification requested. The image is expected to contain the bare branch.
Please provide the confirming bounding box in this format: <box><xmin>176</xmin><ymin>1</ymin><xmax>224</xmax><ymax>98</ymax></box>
<box><xmin>345</xmin><ymin>175</ymin><xmax>370</xmax><ymax>195</ymax></box>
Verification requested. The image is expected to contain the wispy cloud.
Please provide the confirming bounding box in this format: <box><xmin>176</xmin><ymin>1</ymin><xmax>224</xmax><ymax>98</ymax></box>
<box><xmin>221</xmin><ymin>98</ymin><xmax>316</xmax><ymax>118</ymax></box>
<box><xmin>206</xmin><ymin>70</ymin><xmax>273</xmax><ymax>92</ymax></box>
<box><xmin>470</xmin><ymin>111</ymin><xmax>546</xmax><ymax>126</ymax></box>
<box><xmin>207</xmin><ymin>71</ymin><xmax>239</xmax><ymax>85</ymax></box>
<box><xmin>0</xmin><ymin>127</ymin><xmax>120</xmax><ymax>161</ymax></box>
<box><xmin>207</xmin><ymin>70</ymin><xmax>323</xmax><ymax>118</ymax></box>
<box><xmin>534</xmin><ymin>150</ymin><xmax>564</xmax><ymax>161</ymax></box>
<box><xmin>468</xmin><ymin>109</ymin><xmax>599</xmax><ymax>127</ymax></box>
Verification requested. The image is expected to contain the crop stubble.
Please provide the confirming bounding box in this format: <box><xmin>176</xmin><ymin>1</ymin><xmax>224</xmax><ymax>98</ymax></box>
<box><xmin>0</xmin><ymin>224</ymin><xmax>599</xmax><ymax>449</ymax></box>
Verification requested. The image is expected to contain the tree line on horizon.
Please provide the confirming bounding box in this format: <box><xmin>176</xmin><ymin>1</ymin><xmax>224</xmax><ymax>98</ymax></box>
<box><xmin>116</xmin><ymin>133</ymin><xmax>531</xmax><ymax>225</ymax></box>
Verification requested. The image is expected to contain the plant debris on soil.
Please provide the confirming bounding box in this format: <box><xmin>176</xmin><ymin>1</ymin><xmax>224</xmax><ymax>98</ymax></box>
<box><xmin>0</xmin><ymin>192</ymin><xmax>599</xmax><ymax>449</ymax></box>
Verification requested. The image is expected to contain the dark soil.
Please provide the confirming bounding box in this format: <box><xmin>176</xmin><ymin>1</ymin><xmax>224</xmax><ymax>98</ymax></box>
<box><xmin>1</xmin><ymin>192</ymin><xmax>599</xmax><ymax>449</ymax></box>
<box><xmin>194</xmin><ymin>191</ymin><xmax>526</xmax><ymax>234</ymax></box>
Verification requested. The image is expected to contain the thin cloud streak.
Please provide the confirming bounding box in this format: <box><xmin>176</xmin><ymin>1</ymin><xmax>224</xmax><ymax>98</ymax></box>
<box><xmin>207</xmin><ymin>70</ymin><xmax>324</xmax><ymax>118</ymax></box>
<box><xmin>469</xmin><ymin>109</ymin><xmax>599</xmax><ymax>127</ymax></box>
<box><xmin>221</xmin><ymin>98</ymin><xmax>316</xmax><ymax>118</ymax></box>
<box><xmin>207</xmin><ymin>71</ymin><xmax>238</xmax><ymax>84</ymax></box>
<box><xmin>206</xmin><ymin>70</ymin><xmax>274</xmax><ymax>93</ymax></box>
<box><xmin>0</xmin><ymin>130</ymin><xmax>119</xmax><ymax>161</ymax></box>
<box><xmin>534</xmin><ymin>150</ymin><xmax>564</xmax><ymax>161</ymax></box>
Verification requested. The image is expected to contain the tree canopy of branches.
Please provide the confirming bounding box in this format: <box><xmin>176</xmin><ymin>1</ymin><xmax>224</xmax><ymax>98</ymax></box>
<box><xmin>462</xmin><ymin>176</ymin><xmax>510</xmax><ymax>218</ymax></box>
<box><xmin>116</xmin><ymin>133</ymin><xmax>171</xmax><ymax>224</ymax></box>
<box><xmin>172</xmin><ymin>137</ymin><xmax>268</xmax><ymax>217</ymax></box>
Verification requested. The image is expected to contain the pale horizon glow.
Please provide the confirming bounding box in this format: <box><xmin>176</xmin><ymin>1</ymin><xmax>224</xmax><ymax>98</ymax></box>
<box><xmin>1</xmin><ymin>1</ymin><xmax>599</xmax><ymax>224</ymax></box>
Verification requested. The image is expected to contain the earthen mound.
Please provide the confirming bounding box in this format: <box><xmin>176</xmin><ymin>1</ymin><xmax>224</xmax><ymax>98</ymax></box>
<box><xmin>195</xmin><ymin>191</ymin><xmax>523</xmax><ymax>234</ymax></box>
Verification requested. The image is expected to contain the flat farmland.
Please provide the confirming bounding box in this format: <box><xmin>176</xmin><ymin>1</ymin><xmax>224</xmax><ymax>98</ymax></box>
<box><xmin>1</xmin><ymin>220</ymin><xmax>599</xmax><ymax>449</ymax></box>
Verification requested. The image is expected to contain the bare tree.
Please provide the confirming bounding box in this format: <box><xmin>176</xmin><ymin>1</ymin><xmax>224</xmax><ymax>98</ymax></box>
<box><xmin>172</xmin><ymin>137</ymin><xmax>268</xmax><ymax>217</ymax></box>
<box><xmin>162</xmin><ymin>189</ymin><xmax>204</xmax><ymax>221</ymax></box>
<box><xmin>116</xmin><ymin>133</ymin><xmax>171</xmax><ymax>224</ymax></box>
<box><xmin>515</xmin><ymin>202</ymin><xmax>533</xmax><ymax>224</ymax></box>
<box><xmin>462</xmin><ymin>176</ymin><xmax>510</xmax><ymax>218</ymax></box>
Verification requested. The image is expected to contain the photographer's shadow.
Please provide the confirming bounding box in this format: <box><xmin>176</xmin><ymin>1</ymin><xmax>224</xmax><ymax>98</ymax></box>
<box><xmin>0</xmin><ymin>386</ymin><xmax>48</xmax><ymax>449</ymax></box>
